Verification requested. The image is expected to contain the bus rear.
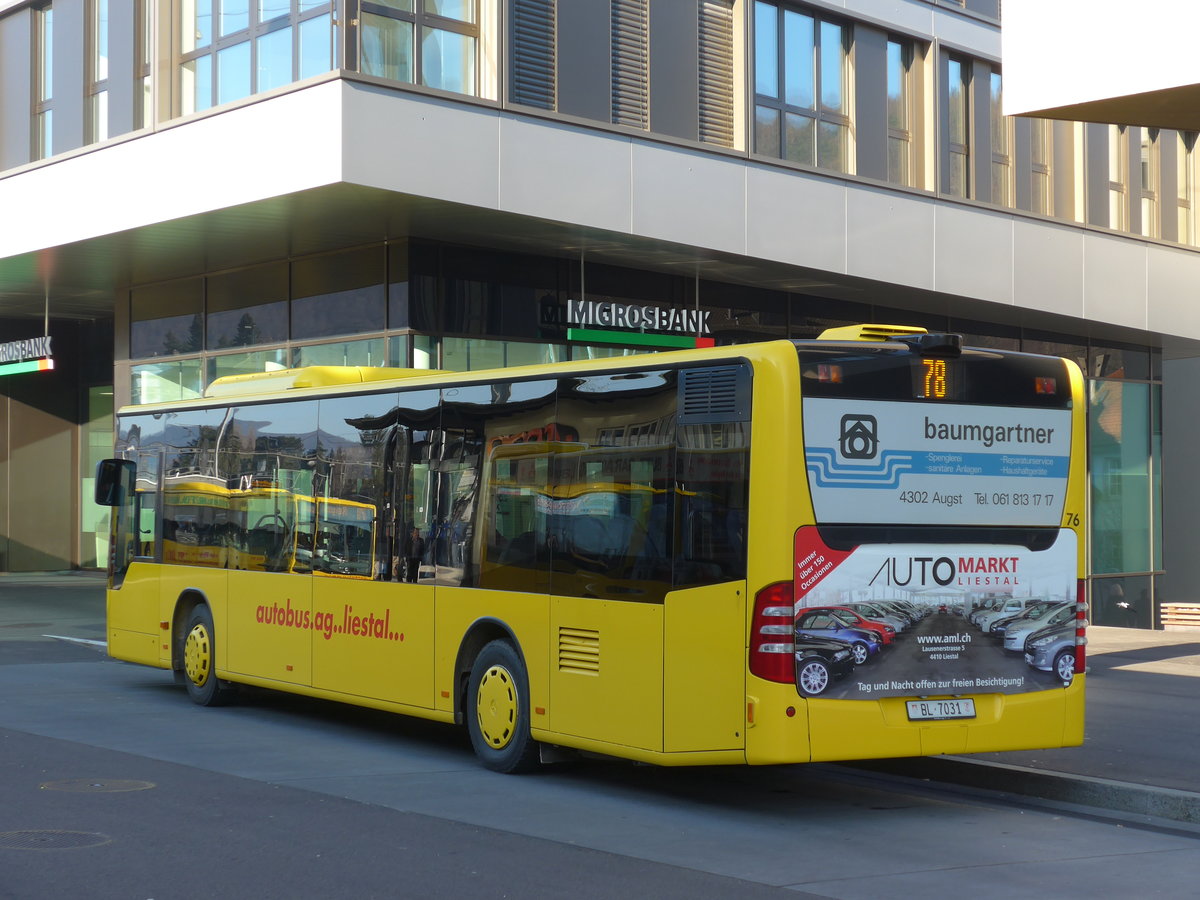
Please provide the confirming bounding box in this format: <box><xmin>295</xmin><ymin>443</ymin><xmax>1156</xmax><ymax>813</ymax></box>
<box><xmin>745</xmin><ymin>327</ymin><xmax>1086</xmax><ymax>763</ymax></box>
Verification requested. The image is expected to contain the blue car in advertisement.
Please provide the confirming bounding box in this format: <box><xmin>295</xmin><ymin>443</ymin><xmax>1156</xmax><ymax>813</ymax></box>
<box><xmin>795</xmin><ymin>609</ymin><xmax>883</xmax><ymax>666</ymax></box>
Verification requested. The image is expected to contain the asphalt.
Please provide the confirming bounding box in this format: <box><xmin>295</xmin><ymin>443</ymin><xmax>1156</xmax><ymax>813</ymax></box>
<box><xmin>4</xmin><ymin>571</ymin><xmax>1199</xmax><ymax>827</ymax></box>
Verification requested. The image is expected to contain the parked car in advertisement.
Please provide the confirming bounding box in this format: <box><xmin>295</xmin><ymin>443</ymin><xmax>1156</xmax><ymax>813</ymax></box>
<box><xmin>794</xmin><ymin>634</ymin><xmax>856</xmax><ymax>696</ymax></box>
<box><xmin>976</xmin><ymin>598</ymin><xmax>1035</xmax><ymax>633</ymax></box>
<box><xmin>968</xmin><ymin>597</ymin><xmax>1006</xmax><ymax>626</ymax></box>
<box><xmin>806</xmin><ymin>606</ymin><xmax>897</xmax><ymax>645</ymax></box>
<box><xmin>847</xmin><ymin>601</ymin><xmax>908</xmax><ymax>633</ymax></box>
<box><xmin>990</xmin><ymin>600</ymin><xmax>1059</xmax><ymax>639</ymax></box>
<box><xmin>795</xmin><ymin>610</ymin><xmax>882</xmax><ymax>666</ymax></box>
<box><xmin>1002</xmin><ymin>602</ymin><xmax>1075</xmax><ymax>652</ymax></box>
<box><xmin>1024</xmin><ymin>622</ymin><xmax>1078</xmax><ymax>683</ymax></box>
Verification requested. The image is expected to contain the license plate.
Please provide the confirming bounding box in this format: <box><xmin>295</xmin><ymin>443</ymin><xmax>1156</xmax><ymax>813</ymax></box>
<box><xmin>906</xmin><ymin>698</ymin><xmax>976</xmax><ymax>721</ymax></box>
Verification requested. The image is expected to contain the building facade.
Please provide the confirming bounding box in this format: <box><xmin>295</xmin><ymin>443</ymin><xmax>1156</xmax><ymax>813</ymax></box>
<box><xmin>0</xmin><ymin>0</ymin><xmax>1194</xmax><ymax>627</ymax></box>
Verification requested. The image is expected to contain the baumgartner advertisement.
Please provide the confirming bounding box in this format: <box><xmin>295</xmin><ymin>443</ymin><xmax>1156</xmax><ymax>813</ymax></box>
<box><xmin>793</xmin><ymin>526</ymin><xmax>1077</xmax><ymax>700</ymax></box>
<box><xmin>803</xmin><ymin>397</ymin><xmax>1072</xmax><ymax>527</ymax></box>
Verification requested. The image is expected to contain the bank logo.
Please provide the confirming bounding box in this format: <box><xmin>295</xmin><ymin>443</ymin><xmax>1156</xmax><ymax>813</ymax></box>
<box><xmin>839</xmin><ymin>414</ymin><xmax>878</xmax><ymax>460</ymax></box>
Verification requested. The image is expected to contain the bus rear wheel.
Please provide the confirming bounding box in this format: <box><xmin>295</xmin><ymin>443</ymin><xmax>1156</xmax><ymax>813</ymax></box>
<box><xmin>466</xmin><ymin>640</ymin><xmax>539</xmax><ymax>774</ymax></box>
<box><xmin>182</xmin><ymin>605</ymin><xmax>231</xmax><ymax>707</ymax></box>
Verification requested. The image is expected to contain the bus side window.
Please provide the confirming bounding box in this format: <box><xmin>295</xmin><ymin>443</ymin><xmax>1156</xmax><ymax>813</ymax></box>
<box><xmin>675</xmin><ymin>422</ymin><xmax>749</xmax><ymax>586</ymax></box>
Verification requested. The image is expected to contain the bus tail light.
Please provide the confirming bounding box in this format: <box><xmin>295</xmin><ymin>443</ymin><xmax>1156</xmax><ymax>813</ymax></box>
<box><xmin>750</xmin><ymin>582</ymin><xmax>795</xmax><ymax>684</ymax></box>
<box><xmin>1074</xmin><ymin>579</ymin><xmax>1088</xmax><ymax>674</ymax></box>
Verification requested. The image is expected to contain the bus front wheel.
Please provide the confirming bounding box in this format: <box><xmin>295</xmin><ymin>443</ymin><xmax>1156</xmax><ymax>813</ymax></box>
<box><xmin>182</xmin><ymin>605</ymin><xmax>232</xmax><ymax>707</ymax></box>
<box><xmin>466</xmin><ymin>640</ymin><xmax>539</xmax><ymax>774</ymax></box>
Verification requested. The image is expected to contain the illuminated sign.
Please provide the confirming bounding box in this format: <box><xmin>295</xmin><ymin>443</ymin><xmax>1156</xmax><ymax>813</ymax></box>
<box><xmin>0</xmin><ymin>336</ymin><xmax>53</xmax><ymax>377</ymax></box>
<box><xmin>912</xmin><ymin>357</ymin><xmax>960</xmax><ymax>400</ymax></box>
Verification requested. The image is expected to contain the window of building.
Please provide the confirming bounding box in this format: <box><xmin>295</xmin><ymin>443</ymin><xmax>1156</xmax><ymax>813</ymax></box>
<box><xmin>945</xmin><ymin>56</ymin><xmax>969</xmax><ymax>197</ymax></box>
<box><xmin>131</xmin><ymin>279</ymin><xmax>204</xmax><ymax>359</ymax></box>
<box><xmin>1030</xmin><ymin>117</ymin><xmax>1052</xmax><ymax>215</ymax></box>
<box><xmin>291</xmin><ymin>247</ymin><xmax>386</xmax><ymax>341</ymax></box>
<box><xmin>292</xmin><ymin>337</ymin><xmax>395</xmax><ymax>368</ymax></box>
<box><xmin>206</xmin><ymin>263</ymin><xmax>289</xmax><ymax>349</ymax></box>
<box><xmin>87</xmin><ymin>0</ymin><xmax>109</xmax><ymax>143</ymax></box>
<box><xmin>1140</xmin><ymin>128</ymin><xmax>1160</xmax><ymax>239</ymax></box>
<box><xmin>886</xmin><ymin>38</ymin><xmax>912</xmax><ymax>186</ymax></box>
<box><xmin>754</xmin><ymin>2</ymin><xmax>851</xmax><ymax>172</ymax></box>
<box><xmin>1178</xmin><ymin>132</ymin><xmax>1196</xmax><ymax>245</ymax></box>
<box><xmin>989</xmin><ymin>71</ymin><xmax>1012</xmax><ymax>206</ymax></box>
<box><xmin>360</xmin><ymin>0</ymin><xmax>478</xmax><ymax>96</ymax></box>
<box><xmin>137</xmin><ymin>0</ymin><xmax>153</xmax><ymax>127</ymax></box>
<box><xmin>180</xmin><ymin>0</ymin><xmax>336</xmax><ymax>115</ymax></box>
<box><xmin>33</xmin><ymin>4</ymin><xmax>54</xmax><ymax>159</ymax></box>
<box><xmin>1108</xmin><ymin>124</ymin><xmax>1128</xmax><ymax>230</ymax></box>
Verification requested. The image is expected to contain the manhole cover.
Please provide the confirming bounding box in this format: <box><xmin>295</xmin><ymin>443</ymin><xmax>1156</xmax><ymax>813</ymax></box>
<box><xmin>40</xmin><ymin>779</ymin><xmax>156</xmax><ymax>793</ymax></box>
<box><xmin>0</xmin><ymin>830</ymin><xmax>112</xmax><ymax>850</ymax></box>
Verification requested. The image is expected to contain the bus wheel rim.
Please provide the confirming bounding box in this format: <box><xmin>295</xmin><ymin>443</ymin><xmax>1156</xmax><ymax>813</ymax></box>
<box><xmin>184</xmin><ymin>623</ymin><xmax>212</xmax><ymax>687</ymax></box>
<box><xmin>476</xmin><ymin>665</ymin><xmax>517</xmax><ymax>750</ymax></box>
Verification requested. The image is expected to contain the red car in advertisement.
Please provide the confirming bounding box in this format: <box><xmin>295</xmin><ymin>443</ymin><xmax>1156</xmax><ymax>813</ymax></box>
<box><xmin>806</xmin><ymin>606</ymin><xmax>897</xmax><ymax>645</ymax></box>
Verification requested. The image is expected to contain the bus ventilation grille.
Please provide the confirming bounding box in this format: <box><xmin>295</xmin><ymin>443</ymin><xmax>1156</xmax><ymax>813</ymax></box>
<box><xmin>678</xmin><ymin>365</ymin><xmax>750</xmax><ymax>425</ymax></box>
<box><xmin>558</xmin><ymin>627</ymin><xmax>600</xmax><ymax>675</ymax></box>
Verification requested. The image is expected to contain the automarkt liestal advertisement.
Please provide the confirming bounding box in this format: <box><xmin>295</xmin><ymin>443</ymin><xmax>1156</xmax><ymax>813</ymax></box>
<box><xmin>792</xmin><ymin>526</ymin><xmax>1077</xmax><ymax>701</ymax></box>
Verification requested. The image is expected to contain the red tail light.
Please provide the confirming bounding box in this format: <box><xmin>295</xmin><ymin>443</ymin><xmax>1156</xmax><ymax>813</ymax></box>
<box><xmin>1074</xmin><ymin>579</ymin><xmax>1087</xmax><ymax>674</ymax></box>
<box><xmin>750</xmin><ymin>582</ymin><xmax>795</xmax><ymax>683</ymax></box>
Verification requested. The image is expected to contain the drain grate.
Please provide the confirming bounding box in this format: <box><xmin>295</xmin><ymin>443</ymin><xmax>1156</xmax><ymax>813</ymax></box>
<box><xmin>0</xmin><ymin>830</ymin><xmax>112</xmax><ymax>850</ymax></box>
<box><xmin>40</xmin><ymin>779</ymin><xmax>155</xmax><ymax>793</ymax></box>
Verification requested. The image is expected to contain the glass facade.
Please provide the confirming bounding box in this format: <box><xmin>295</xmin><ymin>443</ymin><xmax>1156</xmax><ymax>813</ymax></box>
<box><xmin>80</xmin><ymin>386</ymin><xmax>115</xmax><ymax>567</ymax></box>
<box><xmin>120</xmin><ymin>237</ymin><xmax>1167</xmax><ymax>623</ymax></box>
<box><xmin>1088</xmin><ymin>343</ymin><xmax>1162</xmax><ymax>628</ymax></box>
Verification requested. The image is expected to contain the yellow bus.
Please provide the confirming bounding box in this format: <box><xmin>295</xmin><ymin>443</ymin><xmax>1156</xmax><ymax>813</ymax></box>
<box><xmin>96</xmin><ymin>327</ymin><xmax>1086</xmax><ymax>772</ymax></box>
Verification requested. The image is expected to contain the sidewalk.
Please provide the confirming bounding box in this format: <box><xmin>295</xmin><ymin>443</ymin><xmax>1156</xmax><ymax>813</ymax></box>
<box><xmin>853</xmin><ymin>625</ymin><xmax>1200</xmax><ymax>826</ymax></box>
<box><xmin>3</xmin><ymin>574</ymin><xmax>1199</xmax><ymax>823</ymax></box>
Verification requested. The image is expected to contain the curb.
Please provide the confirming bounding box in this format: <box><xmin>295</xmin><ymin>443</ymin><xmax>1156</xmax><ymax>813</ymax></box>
<box><xmin>845</xmin><ymin>756</ymin><xmax>1200</xmax><ymax>826</ymax></box>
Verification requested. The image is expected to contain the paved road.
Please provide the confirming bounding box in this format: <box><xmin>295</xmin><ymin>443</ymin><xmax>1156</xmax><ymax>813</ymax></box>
<box><xmin>4</xmin><ymin>573</ymin><xmax>1200</xmax><ymax>898</ymax></box>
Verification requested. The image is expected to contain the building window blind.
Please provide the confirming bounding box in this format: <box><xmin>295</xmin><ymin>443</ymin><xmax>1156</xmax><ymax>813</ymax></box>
<box><xmin>511</xmin><ymin>0</ymin><xmax>556</xmax><ymax>109</ymax></box>
<box><xmin>611</xmin><ymin>0</ymin><xmax>649</xmax><ymax>129</ymax></box>
<box><xmin>698</xmin><ymin>0</ymin><xmax>734</xmax><ymax>147</ymax></box>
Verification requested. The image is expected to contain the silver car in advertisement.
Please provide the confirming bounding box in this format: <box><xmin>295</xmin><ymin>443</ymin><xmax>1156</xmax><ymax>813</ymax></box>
<box><xmin>1002</xmin><ymin>602</ymin><xmax>1075</xmax><ymax>652</ymax></box>
<box><xmin>1024</xmin><ymin>622</ymin><xmax>1079</xmax><ymax>683</ymax></box>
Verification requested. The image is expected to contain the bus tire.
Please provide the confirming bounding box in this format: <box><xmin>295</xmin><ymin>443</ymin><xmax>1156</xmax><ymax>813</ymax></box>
<box><xmin>466</xmin><ymin>640</ymin><xmax>539</xmax><ymax>774</ymax></box>
<box><xmin>1053</xmin><ymin>649</ymin><xmax>1075</xmax><ymax>684</ymax></box>
<box><xmin>796</xmin><ymin>658</ymin><xmax>831</xmax><ymax>696</ymax></box>
<box><xmin>850</xmin><ymin>642</ymin><xmax>871</xmax><ymax>666</ymax></box>
<box><xmin>182</xmin><ymin>604</ymin><xmax>232</xmax><ymax>707</ymax></box>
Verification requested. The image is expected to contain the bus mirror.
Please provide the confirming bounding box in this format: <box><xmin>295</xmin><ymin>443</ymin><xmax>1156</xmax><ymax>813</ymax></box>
<box><xmin>95</xmin><ymin>458</ymin><xmax>136</xmax><ymax>506</ymax></box>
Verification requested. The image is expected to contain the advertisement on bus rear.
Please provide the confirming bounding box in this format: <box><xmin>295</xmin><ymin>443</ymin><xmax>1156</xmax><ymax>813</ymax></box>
<box><xmin>792</xmin><ymin>526</ymin><xmax>1077</xmax><ymax>700</ymax></box>
<box><xmin>802</xmin><ymin>397</ymin><xmax>1072</xmax><ymax>527</ymax></box>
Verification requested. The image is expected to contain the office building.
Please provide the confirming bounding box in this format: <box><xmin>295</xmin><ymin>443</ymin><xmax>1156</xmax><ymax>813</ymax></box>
<box><xmin>0</xmin><ymin>0</ymin><xmax>1192</xmax><ymax>627</ymax></box>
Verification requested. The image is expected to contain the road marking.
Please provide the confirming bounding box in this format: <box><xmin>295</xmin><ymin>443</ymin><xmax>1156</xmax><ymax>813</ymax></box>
<box><xmin>42</xmin><ymin>635</ymin><xmax>108</xmax><ymax>649</ymax></box>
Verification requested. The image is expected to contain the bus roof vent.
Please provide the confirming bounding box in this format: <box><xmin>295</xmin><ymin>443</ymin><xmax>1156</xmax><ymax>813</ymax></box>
<box><xmin>817</xmin><ymin>324</ymin><xmax>928</xmax><ymax>342</ymax></box>
<box><xmin>678</xmin><ymin>364</ymin><xmax>750</xmax><ymax>425</ymax></box>
<box><xmin>204</xmin><ymin>366</ymin><xmax>439</xmax><ymax>398</ymax></box>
